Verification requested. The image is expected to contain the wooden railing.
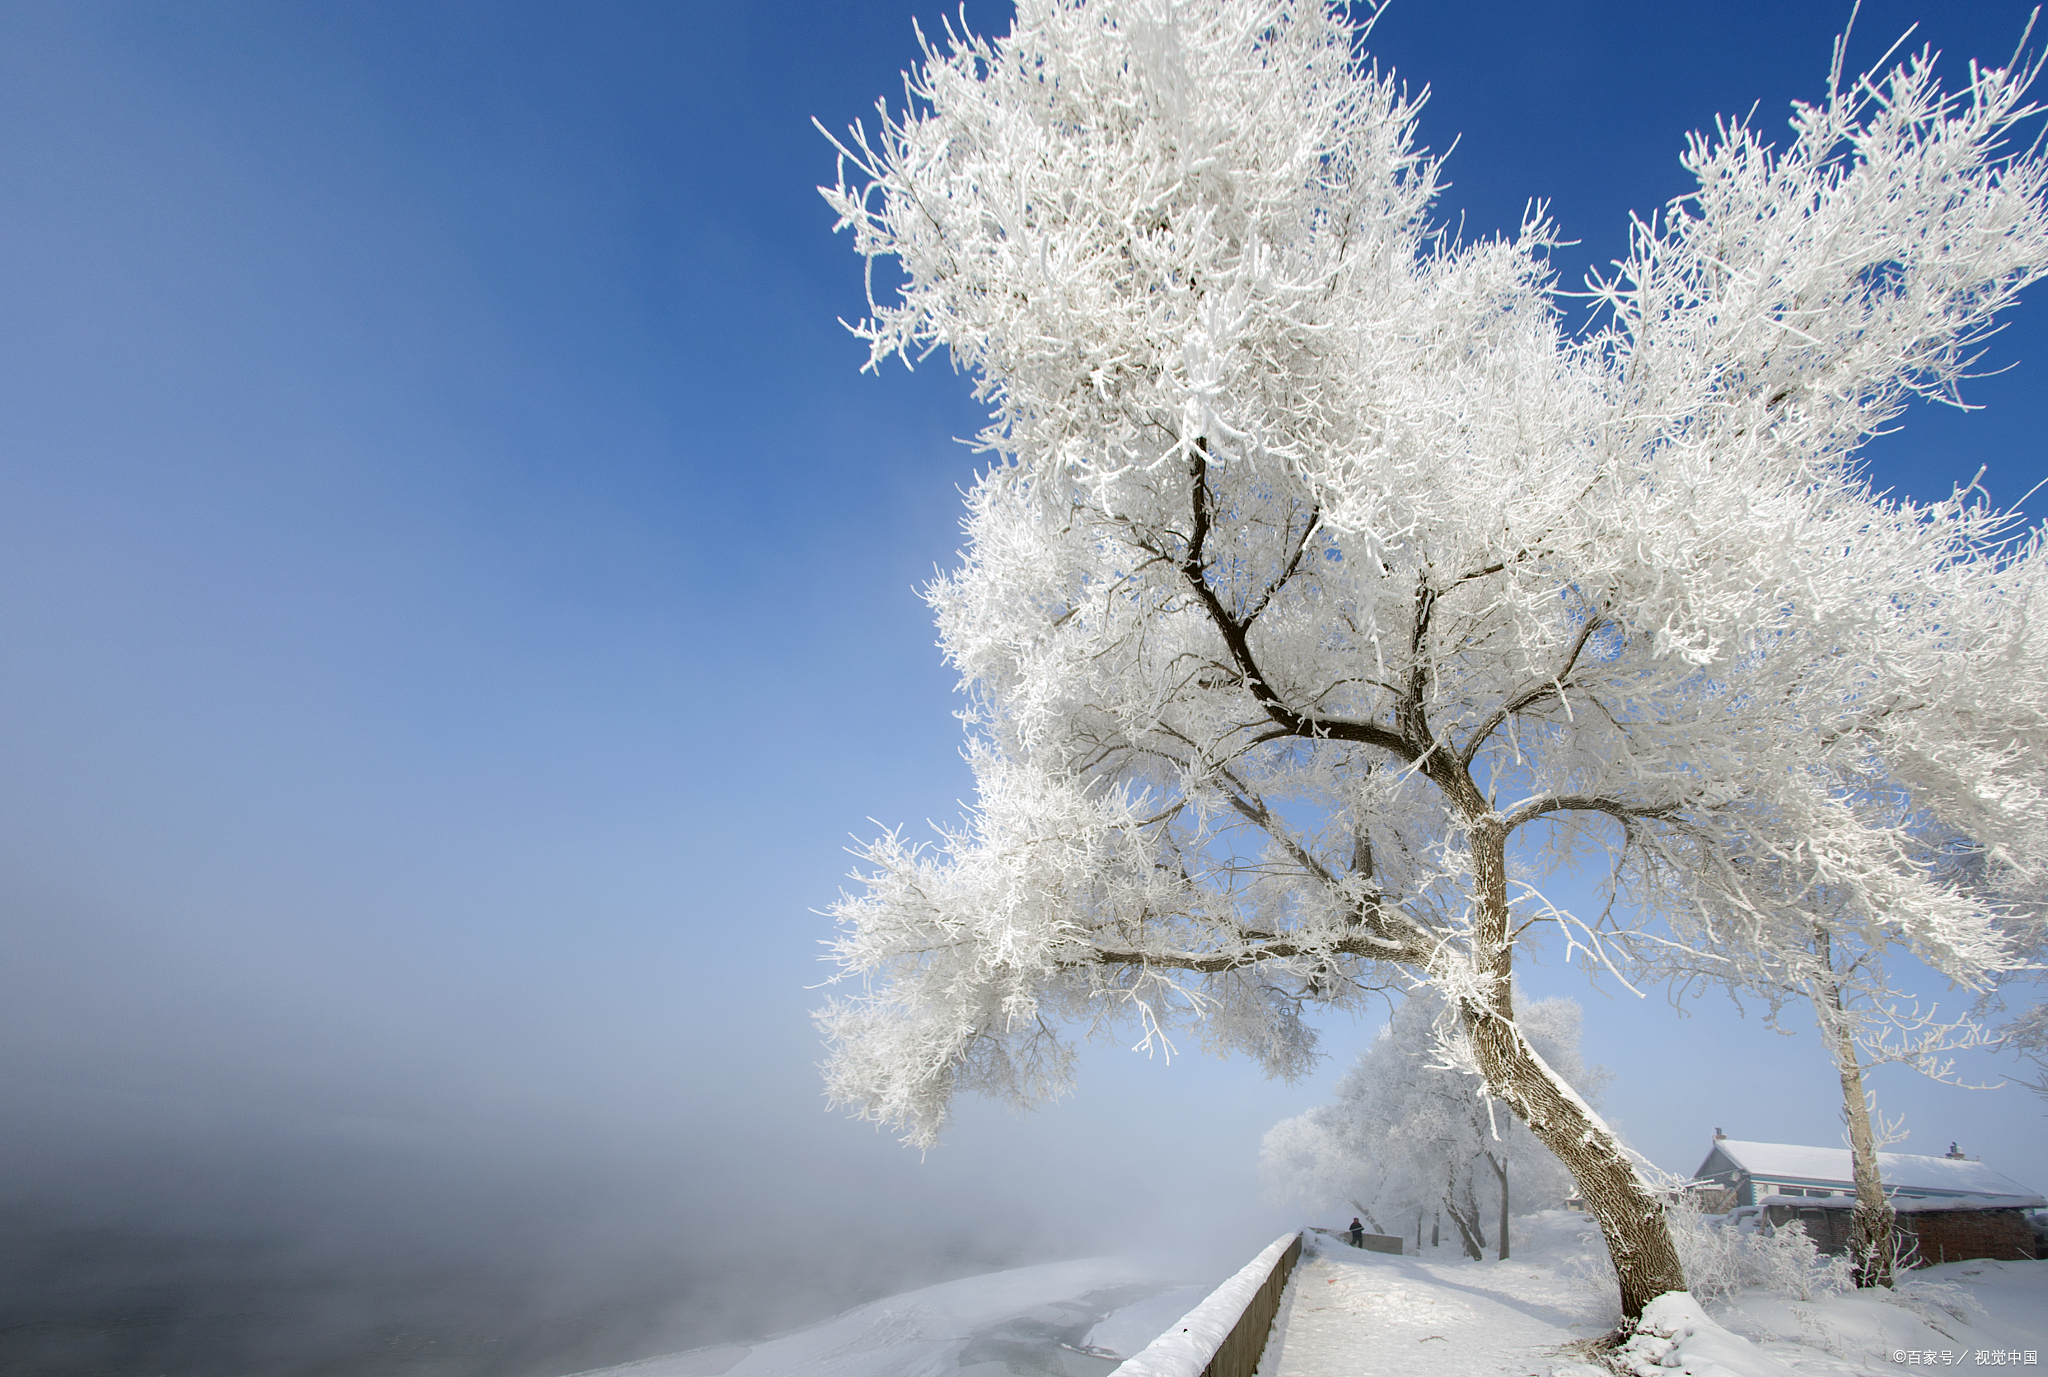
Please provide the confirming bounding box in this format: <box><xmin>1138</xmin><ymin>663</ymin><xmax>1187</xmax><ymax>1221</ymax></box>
<box><xmin>1114</xmin><ymin>1232</ymin><xmax>1302</xmax><ymax>1377</ymax></box>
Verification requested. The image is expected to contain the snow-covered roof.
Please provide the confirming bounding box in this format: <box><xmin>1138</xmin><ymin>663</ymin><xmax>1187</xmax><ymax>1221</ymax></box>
<box><xmin>1698</xmin><ymin>1140</ymin><xmax>2037</xmax><ymax>1198</ymax></box>
<box><xmin>1753</xmin><ymin>1191</ymin><xmax>2047</xmax><ymax>1212</ymax></box>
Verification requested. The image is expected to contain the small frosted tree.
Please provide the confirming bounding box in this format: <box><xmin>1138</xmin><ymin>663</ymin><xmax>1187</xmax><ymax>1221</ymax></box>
<box><xmin>1644</xmin><ymin>541</ymin><xmax>2048</xmax><ymax>1289</ymax></box>
<box><xmin>1982</xmin><ymin>843</ymin><xmax>2048</xmax><ymax>1104</ymax></box>
<box><xmin>1262</xmin><ymin>990</ymin><xmax>1595</xmax><ymax>1260</ymax></box>
<box><xmin>815</xmin><ymin>0</ymin><xmax>2048</xmax><ymax>1320</ymax></box>
<box><xmin>2008</xmin><ymin>1001</ymin><xmax>2048</xmax><ymax>1098</ymax></box>
<box><xmin>1653</xmin><ymin>864</ymin><xmax>2018</xmax><ymax>1288</ymax></box>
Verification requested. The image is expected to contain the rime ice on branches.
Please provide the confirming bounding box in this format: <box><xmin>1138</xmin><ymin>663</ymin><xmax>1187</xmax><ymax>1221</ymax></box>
<box><xmin>814</xmin><ymin>0</ymin><xmax>2048</xmax><ymax>1321</ymax></box>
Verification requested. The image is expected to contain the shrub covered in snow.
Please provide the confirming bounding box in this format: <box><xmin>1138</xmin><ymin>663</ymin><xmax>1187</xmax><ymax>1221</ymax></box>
<box><xmin>1573</xmin><ymin>1199</ymin><xmax>1854</xmax><ymax>1319</ymax></box>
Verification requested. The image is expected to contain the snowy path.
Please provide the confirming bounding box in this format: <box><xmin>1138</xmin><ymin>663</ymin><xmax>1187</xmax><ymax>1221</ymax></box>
<box><xmin>1259</xmin><ymin>1238</ymin><xmax>1604</xmax><ymax>1377</ymax></box>
<box><xmin>1258</xmin><ymin>1224</ymin><xmax>2048</xmax><ymax>1377</ymax></box>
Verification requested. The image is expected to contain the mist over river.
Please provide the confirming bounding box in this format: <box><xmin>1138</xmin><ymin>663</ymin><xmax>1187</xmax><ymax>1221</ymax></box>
<box><xmin>0</xmin><ymin>1200</ymin><xmax>1031</xmax><ymax>1377</ymax></box>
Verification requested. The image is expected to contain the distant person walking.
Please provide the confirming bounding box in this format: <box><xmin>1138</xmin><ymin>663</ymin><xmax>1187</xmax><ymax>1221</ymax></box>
<box><xmin>1348</xmin><ymin>1218</ymin><xmax>1364</xmax><ymax>1248</ymax></box>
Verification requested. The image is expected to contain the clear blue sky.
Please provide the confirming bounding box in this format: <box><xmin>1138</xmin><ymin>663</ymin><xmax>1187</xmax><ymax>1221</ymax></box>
<box><xmin>1</xmin><ymin>0</ymin><xmax>2044</xmax><ymax>1351</ymax></box>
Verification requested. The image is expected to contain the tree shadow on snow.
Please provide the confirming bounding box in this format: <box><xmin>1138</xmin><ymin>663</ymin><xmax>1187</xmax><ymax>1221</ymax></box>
<box><xmin>1316</xmin><ymin>1245</ymin><xmax>1602</xmax><ymax>1335</ymax></box>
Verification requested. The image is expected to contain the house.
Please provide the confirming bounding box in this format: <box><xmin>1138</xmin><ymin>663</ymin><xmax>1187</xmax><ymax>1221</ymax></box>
<box><xmin>1690</xmin><ymin>1133</ymin><xmax>2039</xmax><ymax>1210</ymax></box>
<box><xmin>1689</xmin><ymin>1132</ymin><xmax>2043</xmax><ymax>1264</ymax></box>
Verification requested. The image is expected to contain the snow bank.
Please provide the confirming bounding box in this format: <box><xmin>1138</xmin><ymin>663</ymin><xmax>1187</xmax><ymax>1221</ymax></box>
<box><xmin>1711</xmin><ymin>1257</ymin><xmax>2048</xmax><ymax>1369</ymax></box>
<box><xmin>1114</xmin><ymin>1233</ymin><xmax>1299</xmax><ymax>1377</ymax></box>
<box><xmin>1612</xmin><ymin>1292</ymin><xmax>1805</xmax><ymax>1377</ymax></box>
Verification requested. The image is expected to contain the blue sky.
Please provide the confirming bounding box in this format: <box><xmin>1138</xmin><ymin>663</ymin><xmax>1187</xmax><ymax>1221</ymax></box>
<box><xmin>2</xmin><ymin>0</ymin><xmax>2046</xmax><ymax>1352</ymax></box>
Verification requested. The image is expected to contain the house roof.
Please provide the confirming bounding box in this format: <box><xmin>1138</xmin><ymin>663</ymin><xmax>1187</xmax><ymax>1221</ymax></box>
<box><xmin>1694</xmin><ymin>1139</ymin><xmax>2038</xmax><ymax>1198</ymax></box>
<box><xmin>1751</xmin><ymin>1191</ymin><xmax>2048</xmax><ymax>1212</ymax></box>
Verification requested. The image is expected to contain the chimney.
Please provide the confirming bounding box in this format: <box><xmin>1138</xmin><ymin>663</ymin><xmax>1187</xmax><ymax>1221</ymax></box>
<box><xmin>1945</xmin><ymin>1142</ymin><xmax>1967</xmax><ymax>1160</ymax></box>
<box><xmin>1714</xmin><ymin>1127</ymin><xmax>1726</xmax><ymax>1140</ymax></box>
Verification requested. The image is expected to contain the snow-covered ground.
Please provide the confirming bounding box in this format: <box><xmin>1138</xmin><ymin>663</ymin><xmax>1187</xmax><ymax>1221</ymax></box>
<box><xmin>556</xmin><ymin>1255</ymin><xmax>1210</xmax><ymax>1377</ymax></box>
<box><xmin>1260</xmin><ymin>1212</ymin><xmax>2047</xmax><ymax>1377</ymax></box>
<box><xmin>560</xmin><ymin>1212</ymin><xmax>2044</xmax><ymax>1377</ymax></box>
<box><xmin>1639</xmin><ymin>1259</ymin><xmax>2048</xmax><ymax>1377</ymax></box>
<box><xmin>1259</xmin><ymin>1214</ymin><xmax>1605</xmax><ymax>1377</ymax></box>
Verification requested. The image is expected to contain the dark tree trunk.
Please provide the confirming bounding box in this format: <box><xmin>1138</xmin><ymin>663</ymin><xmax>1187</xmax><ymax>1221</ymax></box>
<box><xmin>1455</xmin><ymin>818</ymin><xmax>1688</xmax><ymax>1319</ymax></box>
<box><xmin>1444</xmin><ymin>1170</ymin><xmax>1486</xmax><ymax>1261</ymax></box>
<box><xmin>1466</xmin><ymin>1176</ymin><xmax>1488</xmax><ymax>1252</ymax></box>
<box><xmin>1489</xmin><ymin>1152</ymin><xmax>1511</xmax><ymax>1261</ymax></box>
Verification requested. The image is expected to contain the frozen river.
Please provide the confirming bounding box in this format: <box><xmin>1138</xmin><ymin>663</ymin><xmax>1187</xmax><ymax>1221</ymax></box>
<box><xmin>565</xmin><ymin>1261</ymin><xmax>1211</xmax><ymax>1377</ymax></box>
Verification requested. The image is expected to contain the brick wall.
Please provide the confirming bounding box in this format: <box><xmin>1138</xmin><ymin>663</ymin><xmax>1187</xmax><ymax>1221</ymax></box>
<box><xmin>1763</xmin><ymin>1203</ymin><xmax>2037</xmax><ymax>1266</ymax></box>
<box><xmin>1902</xmin><ymin>1209</ymin><xmax>2036</xmax><ymax>1266</ymax></box>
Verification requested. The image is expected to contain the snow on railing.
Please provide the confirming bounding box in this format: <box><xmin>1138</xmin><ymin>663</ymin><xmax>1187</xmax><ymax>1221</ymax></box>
<box><xmin>1113</xmin><ymin>1232</ymin><xmax>1302</xmax><ymax>1377</ymax></box>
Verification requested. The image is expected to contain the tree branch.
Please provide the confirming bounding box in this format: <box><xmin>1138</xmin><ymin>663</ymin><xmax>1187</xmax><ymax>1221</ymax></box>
<box><xmin>1181</xmin><ymin>443</ymin><xmax>1416</xmax><ymax>759</ymax></box>
<box><xmin>1502</xmin><ymin>792</ymin><xmax>1679</xmax><ymax>832</ymax></box>
<box><xmin>1243</xmin><ymin>502</ymin><xmax>1323</xmax><ymax>625</ymax></box>
<box><xmin>1458</xmin><ymin>614</ymin><xmax>1609</xmax><ymax>769</ymax></box>
<box><xmin>1206</xmin><ymin>764</ymin><xmax>1426</xmax><ymax>953</ymax></box>
<box><xmin>1088</xmin><ymin>930</ymin><xmax>1429</xmax><ymax>972</ymax></box>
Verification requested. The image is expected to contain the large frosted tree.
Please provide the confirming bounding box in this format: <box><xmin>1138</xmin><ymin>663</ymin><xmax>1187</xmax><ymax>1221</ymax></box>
<box><xmin>814</xmin><ymin>0</ymin><xmax>2048</xmax><ymax>1320</ymax></box>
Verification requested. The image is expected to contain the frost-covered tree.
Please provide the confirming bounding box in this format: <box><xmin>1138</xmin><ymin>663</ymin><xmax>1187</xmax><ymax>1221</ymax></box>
<box><xmin>2008</xmin><ymin>1001</ymin><xmax>2048</xmax><ymax>1098</ymax></box>
<box><xmin>1983</xmin><ymin>864</ymin><xmax>2048</xmax><ymax>1106</ymax></box>
<box><xmin>1262</xmin><ymin>990</ymin><xmax>1595</xmax><ymax>1261</ymax></box>
<box><xmin>814</xmin><ymin>0</ymin><xmax>2048</xmax><ymax>1320</ymax></box>
<box><xmin>1654</xmin><ymin>870</ymin><xmax>2016</xmax><ymax>1288</ymax></box>
<box><xmin>1642</xmin><ymin>546</ymin><xmax>2048</xmax><ymax>1288</ymax></box>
